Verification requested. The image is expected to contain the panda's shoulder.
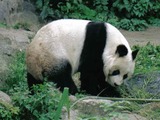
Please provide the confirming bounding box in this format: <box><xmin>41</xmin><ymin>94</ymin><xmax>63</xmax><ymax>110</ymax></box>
<box><xmin>47</xmin><ymin>19</ymin><xmax>91</xmax><ymax>27</ymax></box>
<box><xmin>105</xmin><ymin>23</ymin><xmax>119</xmax><ymax>33</ymax></box>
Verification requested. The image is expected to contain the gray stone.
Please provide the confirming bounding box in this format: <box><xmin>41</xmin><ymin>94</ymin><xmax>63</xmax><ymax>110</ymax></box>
<box><xmin>0</xmin><ymin>0</ymin><xmax>23</xmax><ymax>24</ymax></box>
<box><xmin>0</xmin><ymin>28</ymin><xmax>34</xmax><ymax>87</ymax></box>
<box><xmin>0</xmin><ymin>0</ymin><xmax>41</xmax><ymax>31</ymax></box>
<box><xmin>0</xmin><ymin>91</ymin><xmax>11</xmax><ymax>103</ymax></box>
<box><xmin>62</xmin><ymin>98</ymin><xmax>147</xmax><ymax>120</ymax></box>
<box><xmin>124</xmin><ymin>71</ymin><xmax>160</xmax><ymax>97</ymax></box>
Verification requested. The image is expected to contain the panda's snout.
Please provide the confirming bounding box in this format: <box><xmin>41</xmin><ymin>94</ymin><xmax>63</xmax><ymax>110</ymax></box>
<box><xmin>114</xmin><ymin>83</ymin><xmax>119</xmax><ymax>87</ymax></box>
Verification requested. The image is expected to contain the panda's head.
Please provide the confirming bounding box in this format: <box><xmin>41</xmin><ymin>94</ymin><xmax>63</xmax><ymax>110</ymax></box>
<box><xmin>104</xmin><ymin>44</ymin><xmax>138</xmax><ymax>87</ymax></box>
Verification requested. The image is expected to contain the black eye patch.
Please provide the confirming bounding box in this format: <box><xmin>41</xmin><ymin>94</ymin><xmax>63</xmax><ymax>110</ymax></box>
<box><xmin>111</xmin><ymin>70</ymin><xmax>120</xmax><ymax>76</ymax></box>
<box><xmin>123</xmin><ymin>74</ymin><xmax>128</xmax><ymax>79</ymax></box>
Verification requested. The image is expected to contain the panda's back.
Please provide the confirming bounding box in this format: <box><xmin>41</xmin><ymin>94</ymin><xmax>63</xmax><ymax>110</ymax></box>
<box><xmin>27</xmin><ymin>19</ymin><xmax>91</xmax><ymax>75</ymax></box>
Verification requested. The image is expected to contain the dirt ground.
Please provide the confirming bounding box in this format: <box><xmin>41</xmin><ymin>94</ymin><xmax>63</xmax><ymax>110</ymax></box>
<box><xmin>120</xmin><ymin>27</ymin><xmax>160</xmax><ymax>46</ymax></box>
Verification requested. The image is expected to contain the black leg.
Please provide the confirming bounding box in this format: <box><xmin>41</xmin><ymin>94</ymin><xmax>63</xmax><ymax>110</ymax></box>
<box><xmin>47</xmin><ymin>61</ymin><xmax>78</xmax><ymax>95</ymax></box>
<box><xmin>27</xmin><ymin>60</ymin><xmax>78</xmax><ymax>95</ymax></box>
<box><xmin>27</xmin><ymin>72</ymin><xmax>43</xmax><ymax>95</ymax></box>
<box><xmin>80</xmin><ymin>72</ymin><xmax>100</xmax><ymax>95</ymax></box>
<box><xmin>80</xmin><ymin>71</ymin><xmax>121</xmax><ymax>97</ymax></box>
<box><xmin>101</xmin><ymin>83</ymin><xmax>121</xmax><ymax>97</ymax></box>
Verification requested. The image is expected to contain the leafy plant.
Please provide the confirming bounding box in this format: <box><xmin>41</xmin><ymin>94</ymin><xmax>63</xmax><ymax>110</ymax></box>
<box><xmin>1</xmin><ymin>51</ymin><xmax>70</xmax><ymax>120</ymax></box>
<box><xmin>10</xmin><ymin>83</ymin><xmax>70</xmax><ymax>120</ymax></box>
<box><xmin>113</xmin><ymin>0</ymin><xmax>153</xmax><ymax>18</ymax></box>
<box><xmin>55</xmin><ymin>88</ymin><xmax>70</xmax><ymax>120</ymax></box>
<box><xmin>134</xmin><ymin>43</ymin><xmax>160</xmax><ymax>74</ymax></box>
<box><xmin>100</xmin><ymin>101</ymin><xmax>140</xmax><ymax>118</ymax></box>
<box><xmin>13</xmin><ymin>23</ymin><xmax>30</xmax><ymax>30</ymax></box>
<box><xmin>1</xmin><ymin>52</ymin><xmax>26</xmax><ymax>92</ymax></box>
<box><xmin>0</xmin><ymin>22</ymin><xmax>7</xmax><ymax>28</ymax></box>
<box><xmin>36</xmin><ymin>0</ymin><xmax>55</xmax><ymax>20</ymax></box>
<box><xmin>112</xmin><ymin>0</ymin><xmax>160</xmax><ymax>30</ymax></box>
<box><xmin>0</xmin><ymin>100</ymin><xmax>19</xmax><ymax>120</ymax></box>
<box><xmin>34</xmin><ymin>0</ymin><xmax>160</xmax><ymax>31</ymax></box>
<box><xmin>58</xmin><ymin>0</ymin><xmax>97</xmax><ymax>20</ymax></box>
<box><xmin>92</xmin><ymin>0</ymin><xmax>109</xmax><ymax>21</ymax></box>
<box><xmin>148</xmin><ymin>17</ymin><xmax>160</xmax><ymax>27</ymax></box>
<box><xmin>119</xmin><ymin>18</ymin><xmax>148</xmax><ymax>31</ymax></box>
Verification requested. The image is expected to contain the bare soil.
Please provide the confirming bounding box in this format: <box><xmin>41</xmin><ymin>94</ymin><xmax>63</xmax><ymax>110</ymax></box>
<box><xmin>120</xmin><ymin>27</ymin><xmax>160</xmax><ymax>46</ymax></box>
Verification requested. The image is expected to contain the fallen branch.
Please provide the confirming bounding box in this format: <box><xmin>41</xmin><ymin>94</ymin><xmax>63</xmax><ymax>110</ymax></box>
<box><xmin>71</xmin><ymin>96</ymin><xmax>160</xmax><ymax>108</ymax></box>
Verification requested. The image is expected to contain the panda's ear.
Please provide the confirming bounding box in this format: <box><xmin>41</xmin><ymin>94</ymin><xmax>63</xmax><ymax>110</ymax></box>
<box><xmin>132</xmin><ymin>49</ymin><xmax>139</xmax><ymax>61</ymax></box>
<box><xmin>115</xmin><ymin>44</ymin><xmax>128</xmax><ymax>57</ymax></box>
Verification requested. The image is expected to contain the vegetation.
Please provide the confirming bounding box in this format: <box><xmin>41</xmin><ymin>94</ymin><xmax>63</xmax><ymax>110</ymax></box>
<box><xmin>35</xmin><ymin>0</ymin><xmax>160</xmax><ymax>31</ymax></box>
<box><xmin>135</xmin><ymin>43</ymin><xmax>160</xmax><ymax>74</ymax></box>
<box><xmin>13</xmin><ymin>23</ymin><xmax>30</xmax><ymax>31</ymax></box>
<box><xmin>0</xmin><ymin>22</ymin><xmax>30</xmax><ymax>30</ymax></box>
<box><xmin>0</xmin><ymin>23</ymin><xmax>7</xmax><ymax>28</ymax></box>
<box><xmin>0</xmin><ymin>43</ymin><xmax>160</xmax><ymax>119</ymax></box>
<box><xmin>1</xmin><ymin>1</ymin><xmax>160</xmax><ymax>119</ymax></box>
<box><xmin>0</xmin><ymin>52</ymin><xmax>70</xmax><ymax>120</ymax></box>
<box><xmin>118</xmin><ymin>43</ymin><xmax>160</xmax><ymax>99</ymax></box>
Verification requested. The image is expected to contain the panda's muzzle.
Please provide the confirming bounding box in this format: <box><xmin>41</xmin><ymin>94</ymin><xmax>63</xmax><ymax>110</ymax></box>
<box><xmin>114</xmin><ymin>83</ymin><xmax>119</xmax><ymax>87</ymax></box>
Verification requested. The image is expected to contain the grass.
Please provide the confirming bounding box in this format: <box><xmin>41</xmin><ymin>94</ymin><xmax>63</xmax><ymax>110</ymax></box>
<box><xmin>1</xmin><ymin>43</ymin><xmax>160</xmax><ymax>119</ymax></box>
<box><xmin>134</xmin><ymin>43</ymin><xmax>160</xmax><ymax>74</ymax></box>
<box><xmin>0</xmin><ymin>22</ymin><xmax>30</xmax><ymax>30</ymax></box>
<box><xmin>0</xmin><ymin>22</ymin><xmax>8</xmax><ymax>28</ymax></box>
<box><xmin>0</xmin><ymin>52</ymin><xmax>70</xmax><ymax>120</ymax></box>
<box><xmin>13</xmin><ymin>23</ymin><xmax>30</xmax><ymax>31</ymax></box>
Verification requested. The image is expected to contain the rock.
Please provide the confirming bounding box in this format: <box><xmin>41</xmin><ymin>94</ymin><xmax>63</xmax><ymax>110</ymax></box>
<box><xmin>12</xmin><ymin>10</ymin><xmax>41</xmax><ymax>31</ymax></box>
<box><xmin>124</xmin><ymin>71</ymin><xmax>160</xmax><ymax>97</ymax></box>
<box><xmin>0</xmin><ymin>91</ymin><xmax>11</xmax><ymax>103</ymax></box>
<box><xmin>0</xmin><ymin>0</ymin><xmax>23</xmax><ymax>24</ymax></box>
<box><xmin>113</xmin><ymin>113</ymin><xmax>147</xmax><ymax>120</ymax></box>
<box><xmin>62</xmin><ymin>109</ymin><xmax>79</xmax><ymax>120</ymax></box>
<box><xmin>138</xmin><ymin>102</ymin><xmax>160</xmax><ymax>119</ymax></box>
<box><xmin>62</xmin><ymin>98</ymin><xmax>147</xmax><ymax>120</ymax></box>
<box><xmin>0</xmin><ymin>0</ymin><xmax>41</xmax><ymax>31</ymax></box>
<box><xmin>77</xmin><ymin>98</ymin><xmax>113</xmax><ymax>116</ymax></box>
<box><xmin>0</xmin><ymin>28</ymin><xmax>34</xmax><ymax>87</ymax></box>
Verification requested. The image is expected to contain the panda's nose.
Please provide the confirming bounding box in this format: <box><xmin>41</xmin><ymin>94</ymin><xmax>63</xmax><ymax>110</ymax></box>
<box><xmin>114</xmin><ymin>83</ymin><xmax>118</xmax><ymax>87</ymax></box>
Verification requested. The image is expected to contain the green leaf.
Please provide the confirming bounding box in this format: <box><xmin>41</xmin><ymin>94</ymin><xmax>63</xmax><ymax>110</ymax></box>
<box><xmin>66</xmin><ymin>2</ymin><xmax>71</xmax><ymax>9</ymax></box>
<box><xmin>36</xmin><ymin>0</ymin><xmax>43</xmax><ymax>9</ymax></box>
<box><xmin>55</xmin><ymin>88</ymin><xmax>70</xmax><ymax>120</ymax></box>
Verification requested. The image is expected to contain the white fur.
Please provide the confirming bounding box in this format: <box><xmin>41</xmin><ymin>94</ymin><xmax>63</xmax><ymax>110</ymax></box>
<box><xmin>27</xmin><ymin>19</ymin><xmax>91</xmax><ymax>77</ymax></box>
<box><xmin>46</xmin><ymin>19</ymin><xmax>90</xmax><ymax>73</ymax></box>
<box><xmin>103</xmin><ymin>23</ymin><xmax>135</xmax><ymax>86</ymax></box>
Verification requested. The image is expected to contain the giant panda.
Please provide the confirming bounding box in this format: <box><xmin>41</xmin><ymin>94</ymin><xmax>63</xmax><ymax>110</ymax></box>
<box><xmin>26</xmin><ymin>19</ymin><xmax>138</xmax><ymax>97</ymax></box>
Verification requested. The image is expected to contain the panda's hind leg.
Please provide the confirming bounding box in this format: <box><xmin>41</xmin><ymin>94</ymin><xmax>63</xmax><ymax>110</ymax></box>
<box><xmin>47</xmin><ymin>60</ymin><xmax>78</xmax><ymax>95</ymax></box>
<box><xmin>27</xmin><ymin>72</ymin><xmax>43</xmax><ymax>95</ymax></box>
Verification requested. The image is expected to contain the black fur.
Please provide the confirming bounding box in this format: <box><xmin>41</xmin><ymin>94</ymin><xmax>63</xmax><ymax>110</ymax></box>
<box><xmin>78</xmin><ymin>22</ymin><xmax>118</xmax><ymax>96</ymax></box>
<box><xmin>132</xmin><ymin>49</ymin><xmax>139</xmax><ymax>60</ymax></box>
<box><xmin>27</xmin><ymin>73</ymin><xmax>43</xmax><ymax>95</ymax></box>
<box><xmin>116</xmin><ymin>44</ymin><xmax>128</xmax><ymax>57</ymax></box>
<box><xmin>48</xmin><ymin>60</ymin><xmax>78</xmax><ymax>94</ymax></box>
<box><xmin>27</xmin><ymin>60</ymin><xmax>78</xmax><ymax>95</ymax></box>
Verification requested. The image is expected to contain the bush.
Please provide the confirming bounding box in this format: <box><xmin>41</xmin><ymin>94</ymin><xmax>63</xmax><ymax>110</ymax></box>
<box><xmin>58</xmin><ymin>0</ymin><xmax>97</xmax><ymax>20</ymax></box>
<box><xmin>34</xmin><ymin>0</ymin><xmax>160</xmax><ymax>31</ymax></box>
<box><xmin>134</xmin><ymin>43</ymin><xmax>160</xmax><ymax>74</ymax></box>
<box><xmin>112</xmin><ymin>0</ymin><xmax>160</xmax><ymax>30</ymax></box>
<box><xmin>0</xmin><ymin>51</ymin><xmax>70</xmax><ymax>120</ymax></box>
<box><xmin>119</xmin><ymin>18</ymin><xmax>148</xmax><ymax>31</ymax></box>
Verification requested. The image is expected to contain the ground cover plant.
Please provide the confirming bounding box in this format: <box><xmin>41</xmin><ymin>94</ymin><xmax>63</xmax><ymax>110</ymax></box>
<box><xmin>0</xmin><ymin>43</ymin><xmax>160</xmax><ymax>119</ymax></box>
